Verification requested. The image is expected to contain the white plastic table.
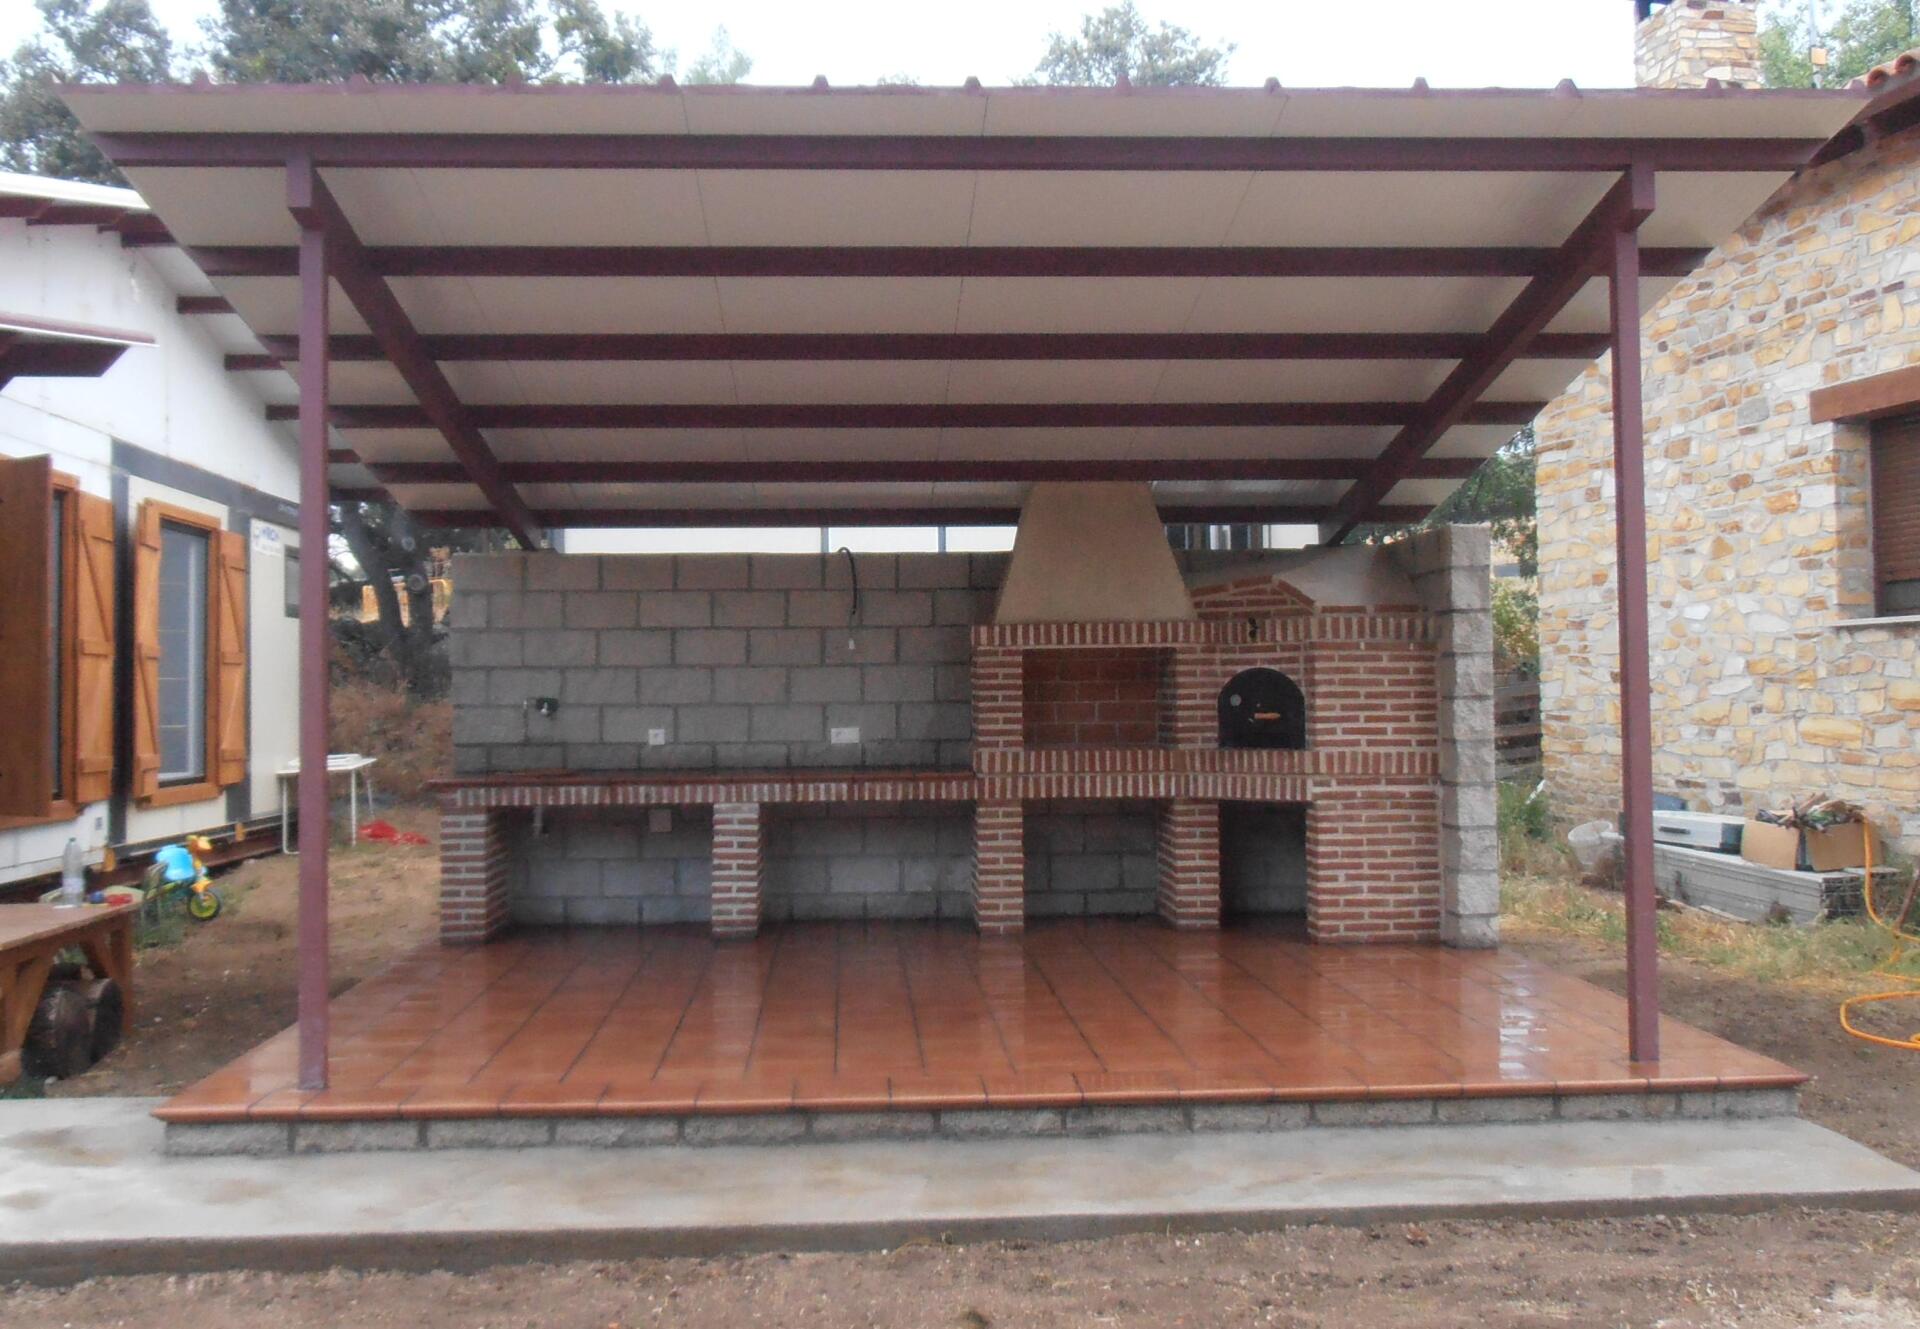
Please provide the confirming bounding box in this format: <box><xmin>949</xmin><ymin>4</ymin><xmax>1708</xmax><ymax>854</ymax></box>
<box><xmin>277</xmin><ymin>754</ymin><xmax>379</xmax><ymax>853</ymax></box>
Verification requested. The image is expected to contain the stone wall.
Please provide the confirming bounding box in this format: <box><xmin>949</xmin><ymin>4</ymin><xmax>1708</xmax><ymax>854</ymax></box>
<box><xmin>1535</xmin><ymin>129</ymin><xmax>1920</xmax><ymax>853</ymax></box>
<box><xmin>1635</xmin><ymin>0</ymin><xmax>1761</xmax><ymax>90</ymax></box>
<box><xmin>449</xmin><ymin>552</ymin><xmax>999</xmax><ymax>775</ymax></box>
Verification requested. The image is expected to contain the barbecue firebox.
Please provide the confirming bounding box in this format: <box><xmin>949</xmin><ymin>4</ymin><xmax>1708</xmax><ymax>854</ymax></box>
<box><xmin>1218</xmin><ymin>667</ymin><xmax>1307</xmax><ymax>750</ymax></box>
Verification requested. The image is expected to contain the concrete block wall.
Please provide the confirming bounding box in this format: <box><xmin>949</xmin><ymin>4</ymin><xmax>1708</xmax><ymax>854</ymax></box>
<box><xmin>449</xmin><ymin>552</ymin><xmax>1003</xmax><ymax>775</ymax></box>
<box><xmin>1220</xmin><ymin>803</ymin><xmax>1308</xmax><ymax>916</ymax></box>
<box><xmin>1390</xmin><ymin>524</ymin><xmax>1498</xmax><ymax>947</ymax></box>
<box><xmin>506</xmin><ymin>810</ymin><xmax>714</xmax><ymax>927</ymax></box>
<box><xmin>762</xmin><ymin>804</ymin><xmax>976</xmax><ymax>923</ymax></box>
<box><xmin>1023</xmin><ymin>802</ymin><xmax>1159</xmax><ymax>917</ymax></box>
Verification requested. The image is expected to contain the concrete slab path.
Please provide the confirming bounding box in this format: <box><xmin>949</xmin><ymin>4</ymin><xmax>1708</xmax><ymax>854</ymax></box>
<box><xmin>2</xmin><ymin>1099</ymin><xmax>1917</xmax><ymax>1284</ymax></box>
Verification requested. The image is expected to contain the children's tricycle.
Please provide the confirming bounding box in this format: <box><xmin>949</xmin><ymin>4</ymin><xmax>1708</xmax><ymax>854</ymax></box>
<box><xmin>141</xmin><ymin>834</ymin><xmax>223</xmax><ymax>922</ymax></box>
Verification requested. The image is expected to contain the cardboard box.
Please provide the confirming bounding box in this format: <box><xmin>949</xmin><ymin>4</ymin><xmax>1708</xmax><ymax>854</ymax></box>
<box><xmin>1740</xmin><ymin>819</ymin><xmax>1869</xmax><ymax>873</ymax></box>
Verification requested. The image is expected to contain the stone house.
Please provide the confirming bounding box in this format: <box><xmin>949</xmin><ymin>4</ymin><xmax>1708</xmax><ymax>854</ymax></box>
<box><xmin>1539</xmin><ymin>0</ymin><xmax>1920</xmax><ymax>851</ymax></box>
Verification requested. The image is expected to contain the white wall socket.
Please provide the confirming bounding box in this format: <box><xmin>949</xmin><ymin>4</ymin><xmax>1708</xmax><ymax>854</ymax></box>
<box><xmin>648</xmin><ymin>728</ymin><xmax>668</xmax><ymax>746</ymax></box>
<box><xmin>830</xmin><ymin>726</ymin><xmax>861</xmax><ymax>745</ymax></box>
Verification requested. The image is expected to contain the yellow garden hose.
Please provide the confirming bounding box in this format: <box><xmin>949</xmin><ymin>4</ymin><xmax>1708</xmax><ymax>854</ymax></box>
<box><xmin>1839</xmin><ymin>820</ymin><xmax>1920</xmax><ymax>1052</ymax></box>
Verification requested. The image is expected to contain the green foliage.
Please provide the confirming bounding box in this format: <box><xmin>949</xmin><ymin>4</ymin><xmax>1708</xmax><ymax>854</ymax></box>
<box><xmin>201</xmin><ymin>0</ymin><xmax>660</xmax><ymax>85</ymax></box>
<box><xmin>681</xmin><ymin>26</ymin><xmax>751</xmax><ymax>86</ymax></box>
<box><xmin>1491</xmin><ymin>579</ymin><xmax>1539</xmax><ymax>676</ymax></box>
<box><xmin>1031</xmin><ymin>2</ymin><xmax>1233</xmax><ymax>87</ymax></box>
<box><xmin>1760</xmin><ymin>0</ymin><xmax>1918</xmax><ymax>87</ymax></box>
<box><xmin>0</xmin><ymin>0</ymin><xmax>175</xmax><ymax>184</ymax></box>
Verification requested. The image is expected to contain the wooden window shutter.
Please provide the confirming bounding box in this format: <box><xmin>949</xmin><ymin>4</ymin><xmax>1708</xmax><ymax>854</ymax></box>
<box><xmin>213</xmin><ymin>529</ymin><xmax>248</xmax><ymax>788</ymax></box>
<box><xmin>1873</xmin><ymin>420</ymin><xmax>1920</xmax><ymax>612</ymax></box>
<box><xmin>71</xmin><ymin>493</ymin><xmax>117</xmax><ymax>804</ymax></box>
<box><xmin>131</xmin><ymin>500</ymin><xmax>164</xmax><ymax>802</ymax></box>
<box><xmin>0</xmin><ymin>455</ymin><xmax>53</xmax><ymax>817</ymax></box>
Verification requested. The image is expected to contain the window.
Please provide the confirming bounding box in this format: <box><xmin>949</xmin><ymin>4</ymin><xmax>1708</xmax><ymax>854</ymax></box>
<box><xmin>133</xmin><ymin>501</ymin><xmax>248</xmax><ymax>806</ymax></box>
<box><xmin>284</xmin><ymin>546</ymin><xmax>300</xmax><ymax>617</ymax></box>
<box><xmin>1872</xmin><ymin>419</ymin><xmax>1920</xmax><ymax>616</ymax></box>
<box><xmin>0</xmin><ymin>455</ymin><xmax>114</xmax><ymax>822</ymax></box>
<box><xmin>157</xmin><ymin>522</ymin><xmax>211</xmax><ymax>784</ymax></box>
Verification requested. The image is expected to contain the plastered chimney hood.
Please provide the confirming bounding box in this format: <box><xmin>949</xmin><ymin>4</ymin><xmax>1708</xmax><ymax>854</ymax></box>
<box><xmin>992</xmin><ymin>482</ymin><xmax>1196</xmax><ymax>624</ymax></box>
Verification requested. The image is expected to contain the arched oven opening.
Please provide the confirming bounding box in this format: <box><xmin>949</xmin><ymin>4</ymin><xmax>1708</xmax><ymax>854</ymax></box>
<box><xmin>1218</xmin><ymin>667</ymin><xmax>1306</xmax><ymax>750</ymax></box>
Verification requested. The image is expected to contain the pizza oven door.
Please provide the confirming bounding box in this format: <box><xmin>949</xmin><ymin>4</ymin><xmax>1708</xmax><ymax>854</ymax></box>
<box><xmin>1217</xmin><ymin>667</ymin><xmax>1306</xmax><ymax>750</ymax></box>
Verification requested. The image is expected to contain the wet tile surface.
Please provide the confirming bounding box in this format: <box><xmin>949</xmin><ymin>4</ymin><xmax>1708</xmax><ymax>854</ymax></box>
<box><xmin>159</xmin><ymin>920</ymin><xmax>1805</xmax><ymax>1124</ymax></box>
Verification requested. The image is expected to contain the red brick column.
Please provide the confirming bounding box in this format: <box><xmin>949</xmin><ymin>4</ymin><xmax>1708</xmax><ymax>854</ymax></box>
<box><xmin>1305</xmin><ymin>783</ymin><xmax>1443</xmax><ymax>943</ymax></box>
<box><xmin>972</xmin><ymin>800</ymin><xmax>1025</xmax><ymax>934</ymax></box>
<box><xmin>1156</xmin><ymin>798</ymin><xmax>1221</xmax><ymax>929</ymax></box>
<box><xmin>440</xmin><ymin>802</ymin><xmax>511</xmax><ymax>945</ymax></box>
<box><xmin>711</xmin><ymin>802</ymin><xmax>764</xmax><ymax>939</ymax></box>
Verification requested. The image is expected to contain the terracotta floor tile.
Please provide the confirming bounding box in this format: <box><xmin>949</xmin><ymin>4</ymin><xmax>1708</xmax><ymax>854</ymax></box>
<box><xmin>1075</xmin><ymin>1071</ymin><xmax>1181</xmax><ymax>1105</ymax></box>
<box><xmin>889</xmin><ymin>1073</ymin><xmax>987</xmax><ymax>1109</ymax></box>
<box><xmin>401</xmin><ymin>1084</ymin><xmax>506</xmax><ymax>1119</ymax></box>
<box><xmin>500</xmin><ymin>1081</ymin><xmax>611</xmax><ymax>1115</ymax></box>
<box><xmin>981</xmin><ymin>1071</ymin><xmax>1085</xmax><ymax>1108</ymax></box>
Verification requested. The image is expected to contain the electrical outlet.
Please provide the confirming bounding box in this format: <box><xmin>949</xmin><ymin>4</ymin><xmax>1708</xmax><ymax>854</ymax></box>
<box><xmin>648</xmin><ymin>728</ymin><xmax>668</xmax><ymax>746</ymax></box>
<box><xmin>830</xmin><ymin>726</ymin><xmax>861</xmax><ymax>745</ymax></box>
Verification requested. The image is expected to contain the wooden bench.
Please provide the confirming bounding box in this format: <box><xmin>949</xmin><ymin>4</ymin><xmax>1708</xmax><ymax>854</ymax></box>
<box><xmin>0</xmin><ymin>903</ymin><xmax>135</xmax><ymax>1083</ymax></box>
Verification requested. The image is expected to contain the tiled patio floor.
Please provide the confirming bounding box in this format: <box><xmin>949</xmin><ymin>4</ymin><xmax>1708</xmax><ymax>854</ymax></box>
<box><xmin>156</xmin><ymin>920</ymin><xmax>1804</xmax><ymax>1124</ymax></box>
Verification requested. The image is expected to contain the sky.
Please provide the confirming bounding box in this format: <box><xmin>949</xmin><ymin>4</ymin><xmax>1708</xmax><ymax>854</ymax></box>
<box><xmin>2</xmin><ymin>0</ymin><xmax>1643</xmax><ymax>89</ymax></box>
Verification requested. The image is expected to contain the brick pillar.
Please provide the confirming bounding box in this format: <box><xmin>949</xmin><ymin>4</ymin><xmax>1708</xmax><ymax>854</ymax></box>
<box><xmin>440</xmin><ymin>802</ymin><xmax>511</xmax><ymax>945</ymax></box>
<box><xmin>1305</xmin><ymin>785</ymin><xmax>1443</xmax><ymax>943</ymax></box>
<box><xmin>711</xmin><ymin>802</ymin><xmax>764</xmax><ymax>938</ymax></box>
<box><xmin>1155</xmin><ymin>799</ymin><xmax>1221</xmax><ymax>929</ymax></box>
<box><xmin>972</xmin><ymin>800</ymin><xmax>1025</xmax><ymax>934</ymax></box>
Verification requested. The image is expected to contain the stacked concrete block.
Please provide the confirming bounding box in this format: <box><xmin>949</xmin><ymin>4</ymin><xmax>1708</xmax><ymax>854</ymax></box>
<box><xmin>1023</xmin><ymin>802</ymin><xmax>1159</xmax><ymax>917</ymax></box>
<box><xmin>507</xmin><ymin>810</ymin><xmax>712</xmax><ymax>927</ymax></box>
<box><xmin>1390</xmin><ymin>524</ymin><xmax>1498</xmax><ymax>947</ymax></box>
<box><xmin>762</xmin><ymin>804</ymin><xmax>976</xmax><ymax>922</ymax></box>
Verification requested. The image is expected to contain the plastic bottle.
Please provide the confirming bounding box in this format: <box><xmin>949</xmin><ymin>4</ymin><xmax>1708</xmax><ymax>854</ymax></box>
<box><xmin>58</xmin><ymin>837</ymin><xmax>84</xmax><ymax>907</ymax></box>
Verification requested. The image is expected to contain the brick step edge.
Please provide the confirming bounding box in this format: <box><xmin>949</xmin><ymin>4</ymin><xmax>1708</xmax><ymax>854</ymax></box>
<box><xmin>164</xmin><ymin>1086</ymin><xmax>1799</xmax><ymax>1156</ymax></box>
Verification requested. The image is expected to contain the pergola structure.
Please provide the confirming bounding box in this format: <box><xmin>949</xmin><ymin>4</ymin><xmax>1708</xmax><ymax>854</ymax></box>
<box><xmin>63</xmin><ymin>79</ymin><xmax>1864</xmax><ymax>1090</ymax></box>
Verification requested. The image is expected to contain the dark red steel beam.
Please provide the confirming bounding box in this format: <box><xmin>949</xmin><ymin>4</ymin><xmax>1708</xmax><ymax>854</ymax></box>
<box><xmin>1610</xmin><ymin>208</ymin><xmax>1661</xmax><ymax>1066</ymax></box>
<box><xmin>1322</xmin><ymin>165</ymin><xmax>1658</xmax><ymax>543</ymax></box>
<box><xmin>275</xmin><ymin>400</ymin><xmax>1544</xmax><ymax>429</ymax></box>
<box><xmin>176</xmin><ymin>295</ymin><xmax>234</xmax><ymax>315</ymax></box>
<box><xmin>235</xmin><ymin>331</ymin><xmax>1612</xmax><ymax>367</ymax></box>
<box><xmin>402</xmin><ymin>503</ymin><xmax>1431</xmax><ymax>529</ymax></box>
<box><xmin>285</xmin><ymin>160</ymin><xmax>542</xmax><ymax>549</ymax></box>
<box><xmin>90</xmin><ymin>131</ymin><xmax>1830</xmax><ymax>173</ymax></box>
<box><xmin>347</xmin><ymin>457</ymin><xmax>1484</xmax><ymax>485</ymax></box>
<box><xmin>182</xmin><ymin>244</ymin><xmax>1711</xmax><ymax>280</ymax></box>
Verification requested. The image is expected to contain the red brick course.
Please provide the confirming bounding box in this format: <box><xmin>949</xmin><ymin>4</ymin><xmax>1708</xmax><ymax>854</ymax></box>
<box><xmin>439</xmin><ymin>804</ymin><xmax>512</xmax><ymax>946</ymax></box>
<box><xmin>1156</xmin><ymin>798</ymin><xmax>1222</xmax><ymax>928</ymax></box>
<box><xmin>711</xmin><ymin>802</ymin><xmax>764</xmax><ymax>939</ymax></box>
<box><xmin>972</xmin><ymin>801</ymin><xmax>1025</xmax><ymax>934</ymax></box>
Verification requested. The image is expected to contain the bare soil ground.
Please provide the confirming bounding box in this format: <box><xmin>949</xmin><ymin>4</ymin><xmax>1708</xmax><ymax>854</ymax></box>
<box><xmin>9</xmin><ymin>842</ymin><xmax>1920</xmax><ymax>1327</ymax></box>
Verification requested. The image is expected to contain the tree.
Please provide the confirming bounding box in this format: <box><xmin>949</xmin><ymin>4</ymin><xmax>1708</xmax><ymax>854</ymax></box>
<box><xmin>0</xmin><ymin>0</ymin><xmax>175</xmax><ymax>185</ymax></box>
<box><xmin>681</xmin><ymin>26</ymin><xmax>751</xmax><ymax>86</ymax></box>
<box><xmin>1346</xmin><ymin>427</ymin><xmax>1539</xmax><ymax>578</ymax></box>
<box><xmin>1030</xmin><ymin>2</ymin><xmax>1233</xmax><ymax>86</ymax></box>
<box><xmin>1760</xmin><ymin>0</ymin><xmax>1917</xmax><ymax>87</ymax></box>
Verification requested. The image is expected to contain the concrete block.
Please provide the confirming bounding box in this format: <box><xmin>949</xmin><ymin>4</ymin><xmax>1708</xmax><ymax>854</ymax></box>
<box><xmin>521</xmin><ymin>631</ymin><xmax>597</xmax><ymax>668</ymax></box>
<box><xmin>933</xmin><ymin>589</ymin><xmax>992</xmax><ymax>626</ymax></box>
<box><xmin>857</xmin><ymin>590</ymin><xmax>933</xmax><ymax>627</ymax></box>
<box><xmin>488</xmin><ymin>669</ymin><xmax>564</xmax><ymax>706</ymax></box>
<box><xmin>937</xmin><ymin>1108</ymin><xmax>1065</xmax><ymax>1138</ymax></box>
<box><xmin>601</xmin><ymin>557</ymin><xmax>675</xmax><ymax>590</ymax></box>
<box><xmin>527</xmin><ymin>706</ymin><xmax>601</xmax><ymax>745</ymax></box>
<box><xmin>934</xmin><ymin>664</ymin><xmax>972</xmax><ymax>702</ymax></box>
<box><xmin>562</xmin><ymin>669</ymin><xmax>639</xmax><ymax>706</ymax></box>
<box><xmin>454</xmin><ymin>706</ymin><xmax>527</xmax><ymax>745</ymax></box>
<box><xmin>1555</xmin><ymin>1093</ymin><xmax>1647</xmax><ymax>1122</ymax></box>
<box><xmin>822</xmin><ymin>629</ymin><xmax>896</xmax><ymax>665</ymax></box>
<box><xmin>639</xmin><ymin>668</ymin><xmax>714</xmax><ymax>705</ymax></box>
<box><xmin>678</xmin><ymin>705</ymin><xmax>751</xmax><ymax>743</ymax></box>
<box><xmin>969</xmin><ymin>553</ymin><xmax>1010</xmax><ymax>590</ymax></box>
<box><xmin>894</xmin><ymin>553</ymin><xmax>973</xmax><ymax>588</ymax></box>
<box><xmin>860</xmin><ymin>665</ymin><xmax>936</xmax><ymax>703</ymax></box>
<box><xmin>564</xmin><ymin>592</ymin><xmax>639</xmax><ymax>630</ymax></box>
<box><xmin>639</xmin><ymin>592</ymin><xmax>712</xmax><ymax>628</ymax></box>
<box><xmin>164</xmin><ymin>1122</ymin><xmax>292</xmax><ymax>1157</ymax></box>
<box><xmin>490</xmin><ymin>743</ymin><xmax>563</xmax><ymax>771</ymax></box>
<box><xmin>826</xmin><ymin>552</ymin><xmax>894</xmax><ymax>589</ymax></box>
<box><xmin>294</xmin><ymin>1121</ymin><xmax>424</xmax><ymax>1153</ymax></box>
<box><xmin>1442</xmin><ymin>910</ymin><xmax>1500</xmax><ymax>950</ymax></box>
<box><xmin>598</xmin><ymin>630</ymin><xmax>673</xmax><ymax>667</ymax></box>
<box><xmin>788</xmin><ymin>590</ymin><xmax>857</xmax><ymax>628</ymax></box>
<box><xmin>1439</xmin><ymin>695</ymin><xmax>1494</xmax><ymax>745</ymax></box>
<box><xmin>682</xmin><ymin>1114</ymin><xmax>810</xmax><ymax>1146</ymax></box>
<box><xmin>807</xmin><ymin>1111</ymin><xmax>938</xmax><ymax>1142</ymax></box>
<box><xmin>427</xmin><ymin>1118</ymin><xmax>555</xmax><ymax>1150</ymax></box>
<box><xmin>603</xmin><ymin>706</ymin><xmax>676</xmax><ymax>743</ymax></box>
<box><xmin>1440</xmin><ymin>739</ymin><xmax>1497</xmax><ymax>788</ymax></box>
<box><xmin>1442</xmin><ymin>782</ymin><xmax>1498</xmax><ymax>832</ymax></box>
<box><xmin>1447</xmin><ymin>865</ymin><xmax>1501</xmax><ymax>915</ymax></box>
<box><xmin>791</xmin><ymin>667</ymin><xmax>862</xmax><ymax>703</ymax></box>
<box><xmin>712</xmin><ymin>666</ymin><xmax>788</xmax><ymax>705</ymax></box>
<box><xmin>751</xmin><ymin>704</ymin><xmax>827</xmax><ymax>742</ymax></box>
<box><xmin>602</xmin><ymin>861</ymin><xmax>678</xmax><ymax>896</ymax></box>
<box><xmin>1442</xmin><ymin>649</ymin><xmax>1496</xmax><ymax>699</ymax></box>
<box><xmin>565</xmin><ymin>896</ymin><xmax>643</xmax><ymax>925</ymax></box>
<box><xmin>673</xmin><ymin>629</ymin><xmax>750</xmax><ymax>667</ymax></box>
<box><xmin>554</xmin><ymin>1117</ymin><xmax>681</xmax><ymax>1147</ymax></box>
<box><xmin>674</xmin><ymin>554</ymin><xmax>751</xmax><ymax>590</ymax></box>
<box><xmin>1064</xmin><ymin>1105</ymin><xmax>1187</xmax><ymax>1136</ymax></box>
<box><xmin>1311</xmin><ymin>1099</ymin><xmax>1437</xmax><ymax>1127</ymax></box>
<box><xmin>898</xmin><ymin>703</ymin><xmax>970</xmax><ymax>741</ymax></box>
<box><xmin>527</xmin><ymin>556</ymin><xmax>600</xmax><ymax>591</ymax></box>
<box><xmin>827</xmin><ymin>702</ymin><xmax>898</xmax><ymax>741</ymax></box>
<box><xmin>714</xmin><ymin>590</ymin><xmax>788</xmax><ymax>628</ymax></box>
<box><xmin>450</xmin><ymin>673</ymin><xmax>490</xmax><ymax>706</ymax></box>
<box><xmin>1436</xmin><ymin>1096</ymin><xmax>1556</xmax><ymax>1125</ymax></box>
<box><xmin>447</xmin><ymin>593</ymin><xmax>488</xmax><ymax>629</ymax></box>
<box><xmin>642</xmin><ymin>895</ymin><xmax>708</xmax><ymax>924</ymax></box>
<box><xmin>859</xmin><ymin>740</ymin><xmax>940</xmax><ymax>767</ymax></box>
<box><xmin>511</xmin><ymin>895</ymin><xmax>568</xmax><ymax>925</ymax></box>
<box><xmin>451</xmin><ymin>632</ymin><xmax>523</xmax><ymax>669</ymax></box>
<box><xmin>897</xmin><ymin>626</ymin><xmax>970</xmax><ymax>665</ymax></box>
<box><xmin>1188</xmin><ymin>1103</ymin><xmax>1311</xmax><ymax>1133</ymax></box>
<box><xmin>830</xmin><ymin>857</ymin><xmax>902</xmax><ymax>895</ymax></box>
<box><xmin>452</xmin><ymin>552</ymin><xmax>525</xmax><ymax>592</ymax></box>
<box><xmin>491</xmin><ymin>593</ymin><xmax>565</xmax><ymax>630</ymax></box>
<box><xmin>1441</xmin><ymin>833</ymin><xmax>1499</xmax><ymax>877</ymax></box>
<box><xmin>750</xmin><ymin>628</ymin><xmax>825</xmax><ymax>667</ymax></box>
<box><xmin>1442</xmin><ymin>610</ymin><xmax>1495</xmax><ymax>659</ymax></box>
<box><xmin>750</xmin><ymin>554</ymin><xmax>824</xmax><ymax>589</ymax></box>
<box><xmin>1716</xmin><ymin>1087</ymin><xmax>1799</xmax><ymax>1119</ymax></box>
<box><xmin>862</xmin><ymin>892</ymin><xmax>937</xmax><ymax>920</ymax></box>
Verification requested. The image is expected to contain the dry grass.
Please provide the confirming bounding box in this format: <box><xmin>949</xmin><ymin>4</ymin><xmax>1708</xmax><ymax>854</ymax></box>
<box><xmin>328</xmin><ymin>677</ymin><xmax>451</xmax><ymax>802</ymax></box>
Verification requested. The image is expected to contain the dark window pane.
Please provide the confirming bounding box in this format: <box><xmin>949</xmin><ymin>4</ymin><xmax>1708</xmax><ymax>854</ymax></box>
<box><xmin>158</xmin><ymin>522</ymin><xmax>210</xmax><ymax>783</ymax></box>
<box><xmin>1885</xmin><ymin>579</ymin><xmax>1920</xmax><ymax>615</ymax></box>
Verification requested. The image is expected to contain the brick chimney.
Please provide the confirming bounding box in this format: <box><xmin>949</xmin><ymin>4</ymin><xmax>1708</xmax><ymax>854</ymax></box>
<box><xmin>1634</xmin><ymin>1</ymin><xmax>1762</xmax><ymax>89</ymax></box>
